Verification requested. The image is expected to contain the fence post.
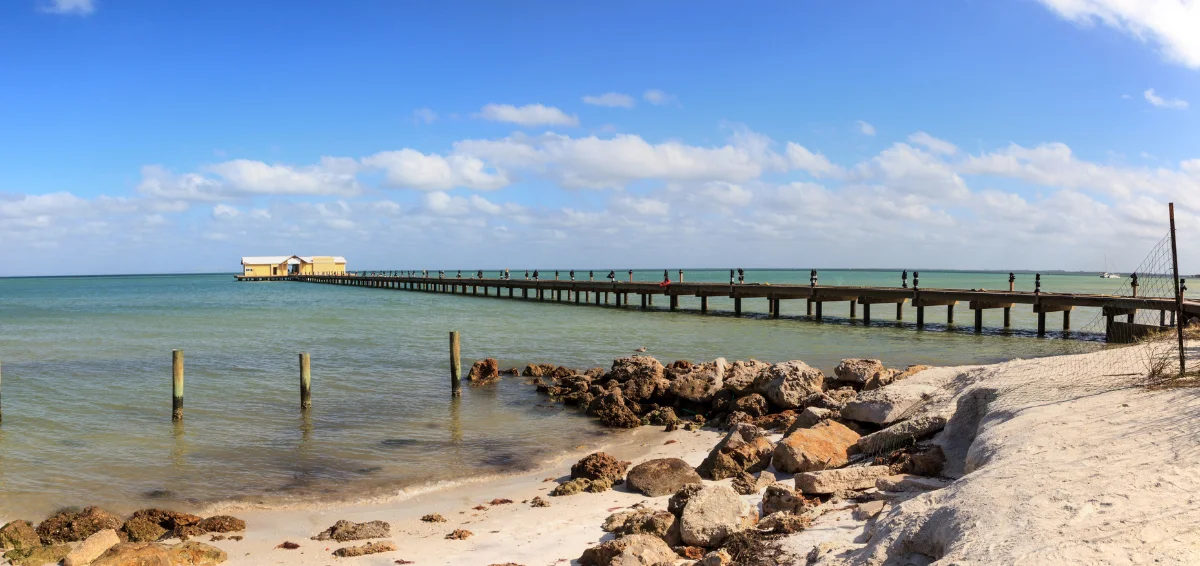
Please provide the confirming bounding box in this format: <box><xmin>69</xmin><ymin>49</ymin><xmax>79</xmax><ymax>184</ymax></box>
<box><xmin>172</xmin><ymin>350</ymin><xmax>184</xmax><ymax>421</ymax></box>
<box><xmin>1170</xmin><ymin>203</ymin><xmax>1186</xmax><ymax>376</ymax></box>
<box><xmin>450</xmin><ymin>331</ymin><xmax>462</xmax><ymax>397</ymax></box>
<box><xmin>300</xmin><ymin>352</ymin><xmax>312</xmax><ymax>410</ymax></box>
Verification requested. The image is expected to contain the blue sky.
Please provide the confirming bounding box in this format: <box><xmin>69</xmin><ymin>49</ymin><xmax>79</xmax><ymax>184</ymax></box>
<box><xmin>1</xmin><ymin>0</ymin><xmax>1199</xmax><ymax>276</ymax></box>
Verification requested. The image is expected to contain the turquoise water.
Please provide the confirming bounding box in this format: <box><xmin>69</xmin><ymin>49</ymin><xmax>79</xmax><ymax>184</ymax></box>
<box><xmin>0</xmin><ymin>270</ymin><xmax>1163</xmax><ymax>519</ymax></box>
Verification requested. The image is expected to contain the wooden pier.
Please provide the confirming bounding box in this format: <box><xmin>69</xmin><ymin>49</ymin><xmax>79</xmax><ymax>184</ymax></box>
<box><xmin>257</xmin><ymin>272</ymin><xmax>1200</xmax><ymax>343</ymax></box>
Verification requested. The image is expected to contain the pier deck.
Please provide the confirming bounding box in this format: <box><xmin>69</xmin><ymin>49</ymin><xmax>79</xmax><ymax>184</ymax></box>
<box><xmin>253</xmin><ymin>274</ymin><xmax>1200</xmax><ymax>342</ymax></box>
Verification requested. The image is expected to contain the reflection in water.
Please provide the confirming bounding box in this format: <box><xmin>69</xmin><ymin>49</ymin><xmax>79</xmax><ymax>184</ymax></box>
<box><xmin>299</xmin><ymin>409</ymin><xmax>313</xmax><ymax>450</ymax></box>
<box><xmin>170</xmin><ymin>420</ymin><xmax>186</xmax><ymax>468</ymax></box>
<box><xmin>449</xmin><ymin>397</ymin><xmax>462</xmax><ymax>443</ymax></box>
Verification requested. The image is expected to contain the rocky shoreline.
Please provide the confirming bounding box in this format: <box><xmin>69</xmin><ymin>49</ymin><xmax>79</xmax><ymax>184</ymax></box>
<box><xmin>462</xmin><ymin>354</ymin><xmax>952</xmax><ymax>564</ymax></box>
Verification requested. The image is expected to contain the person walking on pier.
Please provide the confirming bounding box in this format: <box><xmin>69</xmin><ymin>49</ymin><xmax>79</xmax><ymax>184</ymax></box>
<box><xmin>570</xmin><ymin>270</ymin><xmax>575</xmax><ymax>281</ymax></box>
<box><xmin>524</xmin><ymin>270</ymin><xmax>529</xmax><ymax>280</ymax></box>
<box><xmin>902</xmin><ymin>270</ymin><xmax>908</xmax><ymax>288</ymax></box>
<box><xmin>660</xmin><ymin>270</ymin><xmax>671</xmax><ymax>287</ymax></box>
<box><xmin>607</xmin><ymin>270</ymin><xmax>615</xmax><ymax>282</ymax></box>
<box><xmin>589</xmin><ymin>270</ymin><xmax>594</xmax><ymax>281</ymax></box>
<box><xmin>738</xmin><ymin>268</ymin><xmax>745</xmax><ymax>284</ymax></box>
<box><xmin>533</xmin><ymin>270</ymin><xmax>540</xmax><ymax>281</ymax></box>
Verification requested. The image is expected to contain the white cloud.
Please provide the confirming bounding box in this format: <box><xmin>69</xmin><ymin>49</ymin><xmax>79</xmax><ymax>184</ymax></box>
<box><xmin>857</xmin><ymin>120</ymin><xmax>877</xmax><ymax>136</ymax></box>
<box><xmin>207</xmin><ymin>157</ymin><xmax>361</xmax><ymax>197</ymax></box>
<box><xmin>785</xmin><ymin>143</ymin><xmax>843</xmax><ymax>178</ymax></box>
<box><xmin>478</xmin><ymin>104</ymin><xmax>579</xmax><ymax>127</ymax></box>
<box><xmin>1036</xmin><ymin>0</ymin><xmax>1200</xmax><ymax>68</ymax></box>
<box><xmin>41</xmin><ymin>0</ymin><xmax>94</xmax><ymax>15</ymax></box>
<box><xmin>361</xmin><ymin>149</ymin><xmax>509</xmax><ymax>191</ymax></box>
<box><xmin>212</xmin><ymin>204</ymin><xmax>240</xmax><ymax>219</ymax></box>
<box><xmin>413</xmin><ymin>108</ymin><xmax>437</xmax><ymax>124</ymax></box>
<box><xmin>456</xmin><ymin>132</ymin><xmax>769</xmax><ymax>189</ymax></box>
<box><xmin>907</xmin><ymin>131</ymin><xmax>958</xmax><ymax>155</ymax></box>
<box><xmin>643</xmin><ymin>89</ymin><xmax>677</xmax><ymax>105</ymax></box>
<box><xmin>582</xmin><ymin>92</ymin><xmax>636</xmax><ymax>108</ymax></box>
<box><xmin>612</xmin><ymin>195</ymin><xmax>670</xmax><ymax>216</ymax></box>
<box><xmin>1144</xmin><ymin>88</ymin><xmax>1189</xmax><ymax>109</ymax></box>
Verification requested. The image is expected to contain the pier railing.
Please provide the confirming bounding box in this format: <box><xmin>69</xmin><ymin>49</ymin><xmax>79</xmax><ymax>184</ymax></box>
<box><xmin>274</xmin><ymin>272</ymin><xmax>1199</xmax><ymax>343</ymax></box>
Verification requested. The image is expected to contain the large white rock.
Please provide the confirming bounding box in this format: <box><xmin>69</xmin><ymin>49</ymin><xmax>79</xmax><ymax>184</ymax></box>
<box><xmin>834</xmin><ymin>358</ymin><xmax>887</xmax><ymax>384</ymax></box>
<box><xmin>680</xmin><ymin>485</ymin><xmax>757</xmax><ymax>547</ymax></box>
<box><xmin>840</xmin><ymin>383</ymin><xmax>940</xmax><ymax>425</ymax></box>
<box><xmin>670</xmin><ymin>358</ymin><xmax>727</xmax><ymax>403</ymax></box>
<box><xmin>64</xmin><ymin>528</ymin><xmax>120</xmax><ymax>566</ymax></box>
<box><xmin>577</xmin><ymin>533</ymin><xmax>678</xmax><ymax>566</ymax></box>
<box><xmin>754</xmin><ymin>361</ymin><xmax>824</xmax><ymax>409</ymax></box>
<box><xmin>794</xmin><ymin>465</ymin><xmax>893</xmax><ymax>495</ymax></box>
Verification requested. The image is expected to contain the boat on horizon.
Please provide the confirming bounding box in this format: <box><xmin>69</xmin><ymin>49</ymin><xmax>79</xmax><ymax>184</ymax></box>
<box><xmin>1101</xmin><ymin>255</ymin><xmax>1121</xmax><ymax>279</ymax></box>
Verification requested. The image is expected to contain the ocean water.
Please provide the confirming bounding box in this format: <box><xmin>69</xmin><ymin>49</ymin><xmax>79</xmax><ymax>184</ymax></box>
<box><xmin>0</xmin><ymin>269</ymin><xmax>1172</xmax><ymax>519</ymax></box>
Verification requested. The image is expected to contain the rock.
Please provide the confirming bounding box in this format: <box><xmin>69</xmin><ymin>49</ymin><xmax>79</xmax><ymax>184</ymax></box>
<box><xmin>195</xmin><ymin>516</ymin><xmax>243</xmax><ymax>534</ymax></box>
<box><xmin>865</xmin><ymin>364</ymin><xmax>932</xmax><ymax>391</ymax></box>
<box><xmin>668</xmin><ymin>483</ymin><xmax>704</xmax><ymax>517</ymax></box>
<box><xmin>761</xmin><ymin>485</ymin><xmax>808</xmax><ymax>516</ymax></box>
<box><xmin>678</xmin><ymin>485</ymin><xmax>757</xmax><ymax>548</ymax></box>
<box><xmin>855</xmin><ymin>415</ymin><xmax>948</xmax><ymax>454</ymax></box>
<box><xmin>332</xmin><ymin>541</ymin><xmax>396</xmax><ymax>557</ymax></box>
<box><xmin>840</xmin><ymin>383</ymin><xmax>939</xmax><ymax>425</ymax></box>
<box><xmin>891</xmin><ymin>444</ymin><xmax>946</xmax><ymax>477</ymax></box>
<box><xmin>550</xmin><ymin>477</ymin><xmax>611</xmax><ymax>496</ymax></box>
<box><xmin>626</xmin><ymin>458</ymin><xmax>703</xmax><ymax>497</ymax></box>
<box><xmin>522</xmin><ymin>364</ymin><xmax>545</xmax><ymax>377</ymax></box>
<box><xmin>530</xmin><ymin>496</ymin><xmax>550</xmax><ymax>507</ymax></box>
<box><xmin>725</xmin><ymin>411</ymin><xmax>754</xmax><ymax>428</ymax></box>
<box><xmin>853</xmin><ymin>501</ymin><xmax>886</xmax><ymax>521</ymax></box>
<box><xmin>420</xmin><ymin>513</ymin><xmax>446</xmax><ymax>522</ymax></box>
<box><xmin>696</xmin><ymin>424</ymin><xmax>773</xmax><ymax>480</ymax></box>
<box><xmin>37</xmin><ymin>506</ymin><xmax>124</xmax><ymax>544</ymax></box>
<box><xmin>622</xmin><ymin>372</ymin><xmax>671</xmax><ymax>404</ymax></box>
<box><xmin>731</xmin><ymin>471</ymin><xmax>775</xmax><ymax>495</ymax></box>
<box><xmin>723</xmin><ymin>360</ymin><xmax>770</xmax><ymax>396</ymax></box>
<box><xmin>312</xmin><ymin>519</ymin><xmax>390</xmax><ymax>542</ymax></box>
<box><xmin>468</xmin><ymin>358</ymin><xmax>500</xmax><ymax>383</ymax></box>
<box><xmin>122</xmin><ymin>517</ymin><xmax>168</xmax><ymax>543</ymax></box>
<box><xmin>643</xmin><ymin>407</ymin><xmax>680</xmax><ymax>426</ymax></box>
<box><xmin>875</xmin><ymin>474</ymin><xmax>951</xmax><ymax>492</ymax></box>
<box><xmin>128</xmin><ymin>510</ymin><xmax>202</xmax><ymax>531</ymax></box>
<box><xmin>585</xmin><ymin>367</ymin><xmax>606</xmax><ymax>378</ymax></box>
<box><xmin>171</xmin><ymin>524</ymin><xmax>206</xmax><ymax>541</ymax></box>
<box><xmin>64</xmin><ymin>528</ymin><xmax>122</xmax><ymax>566</ymax></box>
<box><xmin>609</xmin><ymin>356</ymin><xmax>665</xmax><ymax>382</ymax></box>
<box><xmin>577</xmin><ymin>534</ymin><xmax>677</xmax><ymax>566</ymax></box>
<box><xmin>833</xmin><ymin>359</ymin><xmax>887</xmax><ymax>385</ymax></box>
<box><xmin>589</xmin><ymin>390</ymin><xmax>642</xmax><ymax>429</ymax></box>
<box><xmin>794</xmin><ymin>466</ymin><xmax>892</xmax><ymax>495</ymax></box>
<box><xmin>730</xmin><ymin>393</ymin><xmax>768</xmax><ymax>417</ymax></box>
<box><xmin>751</xmin><ymin>410</ymin><xmax>797</xmax><ymax>432</ymax></box>
<box><xmin>771</xmin><ymin>420</ymin><xmax>860</xmax><ymax>474</ymax></box>
<box><xmin>669</xmin><ymin>358</ymin><xmax>727</xmax><ymax>403</ymax></box>
<box><xmin>89</xmin><ymin>543</ymin><xmax>171</xmax><ymax>566</ymax></box>
<box><xmin>571</xmin><ymin>452</ymin><xmax>629</xmax><ymax>484</ymax></box>
<box><xmin>784</xmin><ymin>407</ymin><xmax>834</xmax><ymax>435</ymax></box>
<box><xmin>758</xmin><ymin>512</ymin><xmax>811</xmax><ymax>534</ymax></box>
<box><xmin>698</xmin><ymin>549</ymin><xmax>732</xmax><ymax>566</ymax></box>
<box><xmin>602</xmin><ymin>508</ymin><xmax>676</xmax><ymax>540</ymax></box>
<box><xmin>166</xmin><ymin>541</ymin><xmax>227</xmax><ymax>565</ymax></box>
<box><xmin>0</xmin><ymin>521</ymin><xmax>40</xmax><ymax>552</ymax></box>
<box><xmin>754</xmin><ymin>361</ymin><xmax>824</xmax><ymax>410</ymax></box>
<box><xmin>3</xmin><ymin>543</ymin><xmax>71</xmax><ymax>566</ymax></box>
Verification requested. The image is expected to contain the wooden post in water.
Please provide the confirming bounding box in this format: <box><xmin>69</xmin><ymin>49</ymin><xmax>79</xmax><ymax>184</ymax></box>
<box><xmin>896</xmin><ymin>302</ymin><xmax>903</xmax><ymax>320</ymax></box>
<box><xmin>450</xmin><ymin>331</ymin><xmax>462</xmax><ymax>397</ymax></box>
<box><xmin>299</xmin><ymin>352</ymin><xmax>312</xmax><ymax>410</ymax></box>
<box><xmin>863</xmin><ymin>303</ymin><xmax>871</xmax><ymax>325</ymax></box>
<box><xmin>916</xmin><ymin>307</ymin><xmax>925</xmax><ymax>328</ymax></box>
<box><xmin>849</xmin><ymin>300</ymin><xmax>856</xmax><ymax>319</ymax></box>
<box><xmin>172</xmin><ymin>349</ymin><xmax>184</xmax><ymax>421</ymax></box>
<box><xmin>734</xmin><ymin>297</ymin><xmax>742</xmax><ymax>316</ymax></box>
<box><xmin>947</xmin><ymin>305</ymin><xmax>954</xmax><ymax>325</ymax></box>
<box><xmin>700</xmin><ymin>296</ymin><xmax>708</xmax><ymax>314</ymax></box>
<box><xmin>974</xmin><ymin>309</ymin><xmax>983</xmax><ymax>333</ymax></box>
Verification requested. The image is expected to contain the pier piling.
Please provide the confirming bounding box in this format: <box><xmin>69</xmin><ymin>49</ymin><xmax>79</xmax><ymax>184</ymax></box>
<box><xmin>300</xmin><ymin>352</ymin><xmax>312</xmax><ymax>410</ymax></box>
<box><xmin>450</xmin><ymin>331</ymin><xmax>462</xmax><ymax>398</ymax></box>
<box><xmin>172</xmin><ymin>349</ymin><xmax>184</xmax><ymax>421</ymax></box>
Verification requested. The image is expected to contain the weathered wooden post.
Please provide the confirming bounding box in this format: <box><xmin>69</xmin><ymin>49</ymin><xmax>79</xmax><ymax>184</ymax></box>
<box><xmin>700</xmin><ymin>296</ymin><xmax>708</xmax><ymax>314</ymax></box>
<box><xmin>734</xmin><ymin>297</ymin><xmax>742</xmax><ymax>316</ymax></box>
<box><xmin>300</xmin><ymin>352</ymin><xmax>312</xmax><ymax>410</ymax></box>
<box><xmin>850</xmin><ymin>300</ymin><xmax>857</xmax><ymax>319</ymax></box>
<box><xmin>947</xmin><ymin>304</ymin><xmax>954</xmax><ymax>325</ymax></box>
<box><xmin>863</xmin><ymin>303</ymin><xmax>871</xmax><ymax>325</ymax></box>
<box><xmin>172</xmin><ymin>350</ymin><xmax>184</xmax><ymax>421</ymax></box>
<box><xmin>450</xmin><ymin>331</ymin><xmax>462</xmax><ymax>397</ymax></box>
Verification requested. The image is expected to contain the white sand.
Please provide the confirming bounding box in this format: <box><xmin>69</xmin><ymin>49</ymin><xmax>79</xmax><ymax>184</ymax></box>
<box><xmin>200</xmin><ymin>426</ymin><xmax>727</xmax><ymax>566</ymax></box>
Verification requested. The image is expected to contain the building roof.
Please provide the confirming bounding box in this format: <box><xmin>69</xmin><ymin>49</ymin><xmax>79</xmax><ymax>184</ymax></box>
<box><xmin>241</xmin><ymin>255</ymin><xmax>347</xmax><ymax>265</ymax></box>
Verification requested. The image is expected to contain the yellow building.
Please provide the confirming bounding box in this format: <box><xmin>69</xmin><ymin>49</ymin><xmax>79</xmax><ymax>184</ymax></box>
<box><xmin>241</xmin><ymin>255</ymin><xmax>347</xmax><ymax>277</ymax></box>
